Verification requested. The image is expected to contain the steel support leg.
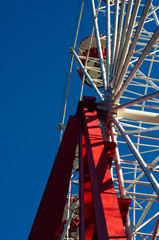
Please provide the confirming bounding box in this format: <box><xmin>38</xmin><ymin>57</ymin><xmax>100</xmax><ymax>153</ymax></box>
<box><xmin>28</xmin><ymin>116</ymin><xmax>81</xmax><ymax>240</ymax></box>
<box><xmin>82</xmin><ymin>106</ymin><xmax>127</xmax><ymax>239</ymax></box>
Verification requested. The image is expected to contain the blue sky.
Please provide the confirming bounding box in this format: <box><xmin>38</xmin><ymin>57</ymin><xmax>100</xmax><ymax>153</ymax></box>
<box><xmin>1</xmin><ymin>1</ymin><xmax>159</xmax><ymax>239</ymax></box>
<box><xmin>0</xmin><ymin>1</ymin><xmax>82</xmax><ymax>239</ymax></box>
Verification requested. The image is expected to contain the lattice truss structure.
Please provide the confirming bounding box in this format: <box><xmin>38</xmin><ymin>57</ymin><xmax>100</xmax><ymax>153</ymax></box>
<box><xmin>71</xmin><ymin>1</ymin><xmax>159</xmax><ymax>238</ymax></box>
<box><xmin>28</xmin><ymin>1</ymin><xmax>159</xmax><ymax>240</ymax></box>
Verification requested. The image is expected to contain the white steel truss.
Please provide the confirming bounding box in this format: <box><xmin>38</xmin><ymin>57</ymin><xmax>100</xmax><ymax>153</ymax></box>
<box><xmin>59</xmin><ymin>0</ymin><xmax>159</xmax><ymax>239</ymax></box>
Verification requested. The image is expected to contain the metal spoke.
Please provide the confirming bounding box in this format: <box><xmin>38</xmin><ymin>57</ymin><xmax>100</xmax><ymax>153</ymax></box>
<box><xmin>113</xmin><ymin>25</ymin><xmax>159</xmax><ymax>104</ymax></box>
<box><xmin>57</xmin><ymin>1</ymin><xmax>159</xmax><ymax>239</ymax></box>
<box><xmin>112</xmin><ymin>116</ymin><xmax>159</xmax><ymax>196</ymax></box>
<box><xmin>90</xmin><ymin>0</ymin><xmax>107</xmax><ymax>95</ymax></box>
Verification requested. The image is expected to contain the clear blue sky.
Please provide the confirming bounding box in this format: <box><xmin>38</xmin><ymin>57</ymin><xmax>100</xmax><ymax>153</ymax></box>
<box><xmin>0</xmin><ymin>1</ymin><xmax>82</xmax><ymax>239</ymax></box>
<box><xmin>1</xmin><ymin>1</ymin><xmax>159</xmax><ymax>239</ymax></box>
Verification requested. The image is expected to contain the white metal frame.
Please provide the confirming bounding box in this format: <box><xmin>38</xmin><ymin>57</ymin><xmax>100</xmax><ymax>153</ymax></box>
<box><xmin>59</xmin><ymin>0</ymin><xmax>159</xmax><ymax>239</ymax></box>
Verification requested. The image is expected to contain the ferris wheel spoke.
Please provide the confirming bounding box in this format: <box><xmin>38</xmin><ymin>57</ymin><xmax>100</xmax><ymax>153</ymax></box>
<box><xmin>113</xmin><ymin>0</ymin><xmax>154</xmax><ymax>98</ymax></box>
<box><xmin>113</xmin><ymin>0</ymin><xmax>135</xmax><ymax>86</ymax></box>
<box><xmin>129</xmin><ymin>64</ymin><xmax>159</xmax><ymax>91</ymax></box>
<box><xmin>80</xmin><ymin>26</ymin><xmax>95</xmax><ymax>100</ymax></box>
<box><xmin>129</xmin><ymin>48</ymin><xmax>159</xmax><ymax>70</ymax></box>
<box><xmin>113</xmin><ymin>25</ymin><xmax>159</xmax><ymax>104</ymax></box>
<box><xmin>113</xmin><ymin>90</ymin><xmax>159</xmax><ymax>111</ymax></box>
<box><xmin>110</xmin><ymin>0</ymin><xmax>119</xmax><ymax>82</ymax></box>
<box><xmin>71</xmin><ymin>48</ymin><xmax>104</xmax><ymax>101</ymax></box>
<box><xmin>55</xmin><ymin>1</ymin><xmax>159</xmax><ymax>239</ymax></box>
<box><xmin>151</xmin><ymin>215</ymin><xmax>159</xmax><ymax>240</ymax></box>
<box><xmin>90</xmin><ymin>0</ymin><xmax>107</xmax><ymax>96</ymax></box>
<box><xmin>112</xmin><ymin>0</ymin><xmax>127</xmax><ymax>81</ymax></box>
<box><xmin>106</xmin><ymin>0</ymin><xmax>111</xmax><ymax>85</ymax></box>
<box><xmin>112</xmin><ymin>115</ymin><xmax>159</xmax><ymax>196</ymax></box>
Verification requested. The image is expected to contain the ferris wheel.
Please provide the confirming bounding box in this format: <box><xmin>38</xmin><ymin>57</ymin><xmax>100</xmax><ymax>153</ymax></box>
<box><xmin>28</xmin><ymin>1</ymin><xmax>159</xmax><ymax>240</ymax></box>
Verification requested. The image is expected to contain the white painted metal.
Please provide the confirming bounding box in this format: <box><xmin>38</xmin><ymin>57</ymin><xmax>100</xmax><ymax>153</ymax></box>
<box><xmin>66</xmin><ymin>180</ymin><xmax>71</xmax><ymax>240</ymax></box>
<box><xmin>113</xmin><ymin>25</ymin><xmax>159</xmax><ymax>104</ymax></box>
<box><xmin>117</xmin><ymin>108</ymin><xmax>159</xmax><ymax>123</ymax></box>
<box><xmin>106</xmin><ymin>0</ymin><xmax>111</xmax><ymax>86</ymax></box>
<box><xmin>113</xmin><ymin>0</ymin><xmax>154</xmax><ymax>97</ymax></box>
<box><xmin>72</xmin><ymin>49</ymin><xmax>104</xmax><ymax>101</ymax></box>
<box><xmin>59</xmin><ymin>0</ymin><xmax>84</xmax><ymax>142</ymax></box>
<box><xmin>113</xmin><ymin>90</ymin><xmax>159</xmax><ymax>110</ymax></box>
<box><xmin>151</xmin><ymin>215</ymin><xmax>159</xmax><ymax>240</ymax></box>
<box><xmin>60</xmin><ymin>197</ymin><xmax>79</xmax><ymax>240</ymax></box>
<box><xmin>115</xmin><ymin>190</ymin><xmax>158</xmax><ymax>200</ymax></box>
<box><xmin>113</xmin><ymin>0</ymin><xmax>136</xmax><ymax>85</ymax></box>
<box><xmin>110</xmin><ymin>0</ymin><xmax>119</xmax><ymax>82</ymax></box>
<box><xmin>134</xmin><ymin>212</ymin><xmax>159</xmax><ymax>235</ymax></box>
<box><xmin>136</xmin><ymin>192</ymin><xmax>154</xmax><ymax>229</ymax></box>
<box><xmin>112</xmin><ymin>0</ymin><xmax>127</xmax><ymax>81</ymax></box>
<box><xmin>110</xmin><ymin>124</ymin><xmax>132</xmax><ymax>240</ymax></box>
<box><xmin>72</xmin><ymin>48</ymin><xmax>104</xmax><ymax>101</ymax></box>
<box><xmin>90</xmin><ymin>0</ymin><xmax>107</xmax><ymax>96</ymax></box>
<box><xmin>112</xmin><ymin>115</ymin><xmax>159</xmax><ymax>196</ymax></box>
<box><xmin>60</xmin><ymin>1</ymin><xmax>159</xmax><ymax>239</ymax></box>
<box><xmin>79</xmin><ymin>26</ymin><xmax>95</xmax><ymax>100</ymax></box>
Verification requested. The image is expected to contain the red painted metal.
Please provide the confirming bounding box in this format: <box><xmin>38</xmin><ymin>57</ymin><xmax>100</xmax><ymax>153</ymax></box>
<box><xmin>81</xmin><ymin>46</ymin><xmax>106</xmax><ymax>65</ymax></box>
<box><xmin>83</xmin><ymin>107</ymin><xmax>127</xmax><ymax>239</ymax></box>
<box><xmin>70</xmin><ymin>218</ymin><xmax>79</xmax><ymax>232</ymax></box>
<box><xmin>79</xmin><ymin>34</ymin><xmax>106</xmax><ymax>59</ymax></box>
<box><xmin>28</xmin><ymin>97</ymin><xmax>130</xmax><ymax>240</ymax></box>
<box><xmin>118</xmin><ymin>198</ymin><xmax>131</xmax><ymax>224</ymax></box>
<box><xmin>104</xmin><ymin>141</ymin><xmax>116</xmax><ymax>168</ymax></box>
<box><xmin>79</xmin><ymin>133</ymin><xmax>85</xmax><ymax>239</ymax></box>
<box><xmin>83</xmin><ymin>108</ymin><xmax>109</xmax><ymax>240</ymax></box>
<box><xmin>28</xmin><ymin>116</ymin><xmax>81</xmax><ymax>240</ymax></box>
<box><xmin>82</xmin><ymin>134</ymin><xmax>96</xmax><ymax>240</ymax></box>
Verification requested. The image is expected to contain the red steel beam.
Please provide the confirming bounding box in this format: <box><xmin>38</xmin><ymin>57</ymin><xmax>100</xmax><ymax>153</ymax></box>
<box><xmin>83</xmin><ymin>107</ymin><xmax>127</xmax><ymax>240</ymax></box>
<box><xmin>28</xmin><ymin>97</ymin><xmax>128</xmax><ymax>240</ymax></box>
<box><xmin>28</xmin><ymin>115</ymin><xmax>81</xmax><ymax>240</ymax></box>
<box><xmin>80</xmin><ymin>134</ymin><xmax>96</xmax><ymax>240</ymax></box>
<box><xmin>83</xmin><ymin>108</ymin><xmax>109</xmax><ymax>240</ymax></box>
<box><xmin>79</xmin><ymin>133</ymin><xmax>85</xmax><ymax>240</ymax></box>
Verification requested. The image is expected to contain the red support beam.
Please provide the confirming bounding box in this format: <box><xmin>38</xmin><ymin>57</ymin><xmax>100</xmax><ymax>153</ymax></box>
<box><xmin>79</xmin><ymin>133</ymin><xmax>85</xmax><ymax>240</ymax></box>
<box><xmin>83</xmin><ymin>107</ymin><xmax>127</xmax><ymax>240</ymax></box>
<box><xmin>28</xmin><ymin>116</ymin><xmax>81</xmax><ymax>240</ymax></box>
<box><xmin>83</xmin><ymin>109</ymin><xmax>109</xmax><ymax>240</ymax></box>
<box><xmin>80</xmin><ymin>134</ymin><xmax>96</xmax><ymax>240</ymax></box>
<box><xmin>28</xmin><ymin>97</ymin><xmax>129</xmax><ymax>240</ymax></box>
